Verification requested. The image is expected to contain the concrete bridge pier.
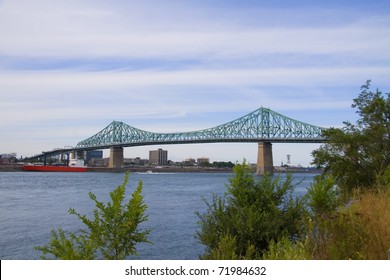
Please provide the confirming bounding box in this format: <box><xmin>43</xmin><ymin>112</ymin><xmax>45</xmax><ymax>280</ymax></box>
<box><xmin>257</xmin><ymin>142</ymin><xmax>274</xmax><ymax>176</ymax></box>
<box><xmin>109</xmin><ymin>147</ymin><xmax>124</xmax><ymax>168</ymax></box>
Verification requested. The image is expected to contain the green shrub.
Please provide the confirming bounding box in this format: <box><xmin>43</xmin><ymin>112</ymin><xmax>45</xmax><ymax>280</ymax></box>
<box><xmin>262</xmin><ymin>236</ymin><xmax>311</xmax><ymax>260</ymax></box>
<box><xmin>196</xmin><ymin>161</ymin><xmax>307</xmax><ymax>259</ymax></box>
<box><xmin>35</xmin><ymin>172</ymin><xmax>151</xmax><ymax>260</ymax></box>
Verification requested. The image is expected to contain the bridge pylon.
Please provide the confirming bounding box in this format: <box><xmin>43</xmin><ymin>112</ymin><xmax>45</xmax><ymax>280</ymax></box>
<box><xmin>109</xmin><ymin>147</ymin><xmax>124</xmax><ymax>168</ymax></box>
<box><xmin>257</xmin><ymin>142</ymin><xmax>274</xmax><ymax>176</ymax></box>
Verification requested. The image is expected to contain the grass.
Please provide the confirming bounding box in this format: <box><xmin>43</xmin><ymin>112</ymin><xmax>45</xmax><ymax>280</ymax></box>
<box><xmin>347</xmin><ymin>187</ymin><xmax>390</xmax><ymax>259</ymax></box>
<box><xmin>309</xmin><ymin>185</ymin><xmax>390</xmax><ymax>260</ymax></box>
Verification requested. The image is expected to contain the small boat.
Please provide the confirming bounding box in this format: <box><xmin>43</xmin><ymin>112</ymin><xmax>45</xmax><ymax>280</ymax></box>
<box><xmin>136</xmin><ymin>170</ymin><xmax>154</xmax><ymax>174</ymax></box>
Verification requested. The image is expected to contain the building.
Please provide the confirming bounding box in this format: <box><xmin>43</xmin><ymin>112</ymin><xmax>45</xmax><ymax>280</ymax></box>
<box><xmin>124</xmin><ymin>157</ymin><xmax>148</xmax><ymax>166</ymax></box>
<box><xmin>0</xmin><ymin>153</ymin><xmax>17</xmax><ymax>164</ymax></box>
<box><xmin>197</xmin><ymin>157</ymin><xmax>210</xmax><ymax>165</ymax></box>
<box><xmin>149</xmin><ymin>149</ymin><xmax>168</xmax><ymax>165</ymax></box>
<box><xmin>1</xmin><ymin>153</ymin><xmax>17</xmax><ymax>159</ymax></box>
<box><xmin>183</xmin><ymin>158</ymin><xmax>196</xmax><ymax>166</ymax></box>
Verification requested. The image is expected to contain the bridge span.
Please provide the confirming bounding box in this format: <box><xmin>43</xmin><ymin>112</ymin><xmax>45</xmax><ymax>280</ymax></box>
<box><xmin>29</xmin><ymin>107</ymin><xmax>326</xmax><ymax>175</ymax></box>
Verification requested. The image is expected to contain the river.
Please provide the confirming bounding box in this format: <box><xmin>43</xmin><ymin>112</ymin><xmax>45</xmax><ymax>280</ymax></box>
<box><xmin>0</xmin><ymin>171</ymin><xmax>316</xmax><ymax>259</ymax></box>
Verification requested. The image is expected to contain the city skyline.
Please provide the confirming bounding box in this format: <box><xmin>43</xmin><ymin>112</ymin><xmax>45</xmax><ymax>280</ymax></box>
<box><xmin>1</xmin><ymin>0</ymin><xmax>389</xmax><ymax>166</ymax></box>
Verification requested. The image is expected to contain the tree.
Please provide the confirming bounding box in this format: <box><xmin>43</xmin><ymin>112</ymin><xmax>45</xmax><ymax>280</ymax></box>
<box><xmin>312</xmin><ymin>80</ymin><xmax>390</xmax><ymax>193</ymax></box>
<box><xmin>35</xmin><ymin>172</ymin><xmax>151</xmax><ymax>259</ymax></box>
<box><xmin>196</xmin><ymin>161</ymin><xmax>307</xmax><ymax>259</ymax></box>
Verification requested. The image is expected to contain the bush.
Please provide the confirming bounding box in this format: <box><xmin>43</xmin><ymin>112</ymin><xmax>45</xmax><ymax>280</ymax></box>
<box><xmin>196</xmin><ymin>161</ymin><xmax>307</xmax><ymax>259</ymax></box>
<box><xmin>35</xmin><ymin>172</ymin><xmax>151</xmax><ymax>260</ymax></box>
<box><xmin>262</xmin><ymin>236</ymin><xmax>311</xmax><ymax>260</ymax></box>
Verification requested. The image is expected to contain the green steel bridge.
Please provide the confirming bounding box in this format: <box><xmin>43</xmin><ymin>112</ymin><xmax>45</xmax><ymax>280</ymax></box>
<box><xmin>29</xmin><ymin>107</ymin><xmax>326</xmax><ymax>173</ymax></box>
<box><xmin>75</xmin><ymin>107</ymin><xmax>325</xmax><ymax>148</ymax></box>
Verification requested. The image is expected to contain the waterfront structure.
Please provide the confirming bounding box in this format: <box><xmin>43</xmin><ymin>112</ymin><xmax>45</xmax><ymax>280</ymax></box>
<box><xmin>149</xmin><ymin>149</ymin><xmax>168</xmax><ymax>165</ymax></box>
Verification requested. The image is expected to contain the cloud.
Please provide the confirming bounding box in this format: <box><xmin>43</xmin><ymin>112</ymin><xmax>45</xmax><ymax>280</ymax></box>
<box><xmin>1</xmin><ymin>0</ymin><xmax>389</xmax><ymax>162</ymax></box>
<box><xmin>0</xmin><ymin>0</ymin><xmax>389</xmax><ymax>61</ymax></box>
<box><xmin>2</xmin><ymin>24</ymin><xmax>389</xmax><ymax>61</ymax></box>
<box><xmin>2</xmin><ymin>65</ymin><xmax>389</xmax><ymax>89</ymax></box>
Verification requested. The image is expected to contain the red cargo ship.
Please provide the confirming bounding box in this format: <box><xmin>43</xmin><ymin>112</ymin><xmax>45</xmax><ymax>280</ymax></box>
<box><xmin>23</xmin><ymin>159</ymin><xmax>87</xmax><ymax>172</ymax></box>
<box><xmin>23</xmin><ymin>165</ymin><xmax>87</xmax><ymax>172</ymax></box>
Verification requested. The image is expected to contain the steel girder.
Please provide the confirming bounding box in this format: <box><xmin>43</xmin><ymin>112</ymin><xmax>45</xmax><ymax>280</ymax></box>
<box><xmin>75</xmin><ymin>107</ymin><xmax>326</xmax><ymax>149</ymax></box>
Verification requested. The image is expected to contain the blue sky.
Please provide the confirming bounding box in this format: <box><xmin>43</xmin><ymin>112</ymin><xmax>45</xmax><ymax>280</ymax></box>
<box><xmin>1</xmin><ymin>0</ymin><xmax>389</xmax><ymax>166</ymax></box>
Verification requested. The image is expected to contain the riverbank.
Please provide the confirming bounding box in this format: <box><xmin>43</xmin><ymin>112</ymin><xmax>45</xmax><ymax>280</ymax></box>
<box><xmin>87</xmin><ymin>166</ymin><xmax>233</xmax><ymax>173</ymax></box>
<box><xmin>0</xmin><ymin>164</ymin><xmax>321</xmax><ymax>173</ymax></box>
<box><xmin>0</xmin><ymin>164</ymin><xmax>232</xmax><ymax>173</ymax></box>
<box><xmin>0</xmin><ymin>164</ymin><xmax>23</xmax><ymax>172</ymax></box>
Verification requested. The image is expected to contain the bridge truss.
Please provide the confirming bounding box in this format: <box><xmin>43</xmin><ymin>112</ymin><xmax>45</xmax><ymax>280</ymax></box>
<box><xmin>75</xmin><ymin>107</ymin><xmax>325</xmax><ymax>150</ymax></box>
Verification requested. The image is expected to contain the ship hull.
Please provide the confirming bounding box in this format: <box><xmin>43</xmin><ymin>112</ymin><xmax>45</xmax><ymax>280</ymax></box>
<box><xmin>23</xmin><ymin>165</ymin><xmax>87</xmax><ymax>172</ymax></box>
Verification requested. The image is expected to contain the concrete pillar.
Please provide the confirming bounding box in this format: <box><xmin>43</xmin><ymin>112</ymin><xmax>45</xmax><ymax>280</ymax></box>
<box><xmin>257</xmin><ymin>142</ymin><xmax>274</xmax><ymax>176</ymax></box>
<box><xmin>109</xmin><ymin>147</ymin><xmax>124</xmax><ymax>168</ymax></box>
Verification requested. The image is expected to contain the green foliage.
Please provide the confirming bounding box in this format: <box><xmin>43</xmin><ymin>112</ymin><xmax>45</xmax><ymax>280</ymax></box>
<box><xmin>212</xmin><ymin>161</ymin><xmax>235</xmax><ymax>168</ymax></box>
<box><xmin>34</xmin><ymin>228</ymin><xmax>96</xmax><ymax>260</ymax></box>
<box><xmin>262</xmin><ymin>236</ymin><xmax>311</xmax><ymax>260</ymax></box>
<box><xmin>259</xmin><ymin>81</ymin><xmax>390</xmax><ymax>260</ymax></box>
<box><xmin>312</xmin><ymin>80</ymin><xmax>390</xmax><ymax>193</ymax></box>
<box><xmin>35</xmin><ymin>172</ymin><xmax>151</xmax><ymax>260</ymax></box>
<box><xmin>307</xmin><ymin>82</ymin><xmax>390</xmax><ymax>258</ymax></box>
<box><xmin>376</xmin><ymin>165</ymin><xmax>390</xmax><ymax>187</ymax></box>
<box><xmin>204</xmin><ymin>234</ymin><xmax>257</xmax><ymax>260</ymax></box>
<box><xmin>196</xmin><ymin>161</ymin><xmax>307</xmax><ymax>259</ymax></box>
<box><xmin>302</xmin><ymin>175</ymin><xmax>340</xmax><ymax>259</ymax></box>
<box><xmin>306</xmin><ymin>175</ymin><xmax>339</xmax><ymax>217</ymax></box>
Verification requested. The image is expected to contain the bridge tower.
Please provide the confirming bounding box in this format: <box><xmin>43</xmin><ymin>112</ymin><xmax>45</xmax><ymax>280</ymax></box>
<box><xmin>257</xmin><ymin>142</ymin><xmax>274</xmax><ymax>176</ymax></box>
<box><xmin>109</xmin><ymin>147</ymin><xmax>124</xmax><ymax>168</ymax></box>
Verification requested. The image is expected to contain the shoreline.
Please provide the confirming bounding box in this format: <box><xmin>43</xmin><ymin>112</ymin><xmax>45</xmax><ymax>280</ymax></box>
<box><xmin>0</xmin><ymin>164</ymin><xmax>321</xmax><ymax>174</ymax></box>
<box><xmin>0</xmin><ymin>164</ymin><xmax>233</xmax><ymax>173</ymax></box>
<box><xmin>87</xmin><ymin>166</ymin><xmax>234</xmax><ymax>173</ymax></box>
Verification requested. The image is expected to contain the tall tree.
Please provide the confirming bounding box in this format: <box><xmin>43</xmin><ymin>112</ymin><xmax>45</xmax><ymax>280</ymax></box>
<box><xmin>312</xmin><ymin>80</ymin><xmax>390</xmax><ymax>192</ymax></box>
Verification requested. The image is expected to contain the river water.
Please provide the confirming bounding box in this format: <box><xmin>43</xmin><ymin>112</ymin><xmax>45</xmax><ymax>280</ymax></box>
<box><xmin>0</xmin><ymin>171</ymin><xmax>316</xmax><ymax>260</ymax></box>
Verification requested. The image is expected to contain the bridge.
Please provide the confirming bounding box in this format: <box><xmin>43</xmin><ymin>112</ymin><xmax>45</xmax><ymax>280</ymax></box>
<box><xmin>29</xmin><ymin>107</ymin><xmax>326</xmax><ymax>174</ymax></box>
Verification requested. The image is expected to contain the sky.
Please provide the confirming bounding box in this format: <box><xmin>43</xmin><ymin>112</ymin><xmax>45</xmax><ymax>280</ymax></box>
<box><xmin>1</xmin><ymin>0</ymin><xmax>389</xmax><ymax>166</ymax></box>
